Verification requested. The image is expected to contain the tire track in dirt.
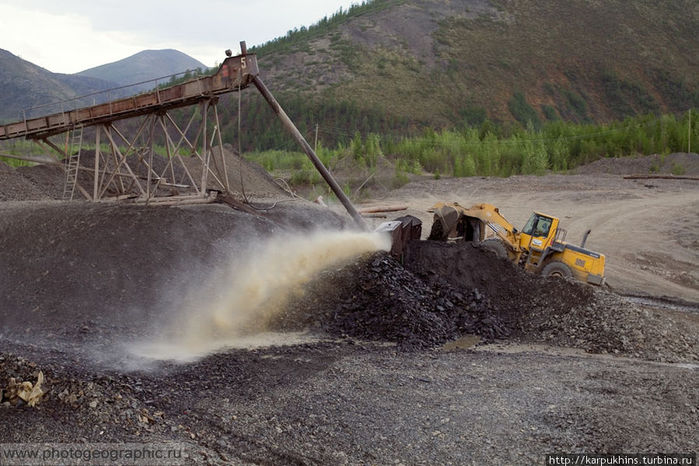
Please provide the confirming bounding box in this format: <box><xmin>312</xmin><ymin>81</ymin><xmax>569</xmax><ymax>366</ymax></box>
<box><xmin>371</xmin><ymin>174</ymin><xmax>699</xmax><ymax>302</ymax></box>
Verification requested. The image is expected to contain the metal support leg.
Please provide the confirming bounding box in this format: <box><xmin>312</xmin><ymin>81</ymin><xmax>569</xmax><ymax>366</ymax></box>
<box><xmin>252</xmin><ymin>76</ymin><xmax>366</xmax><ymax>230</ymax></box>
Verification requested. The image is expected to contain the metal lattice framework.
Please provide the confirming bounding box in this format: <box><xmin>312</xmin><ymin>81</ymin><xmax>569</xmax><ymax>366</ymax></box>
<box><xmin>37</xmin><ymin>100</ymin><xmax>235</xmax><ymax>204</ymax></box>
<box><xmin>0</xmin><ymin>42</ymin><xmax>365</xmax><ymax>225</ymax></box>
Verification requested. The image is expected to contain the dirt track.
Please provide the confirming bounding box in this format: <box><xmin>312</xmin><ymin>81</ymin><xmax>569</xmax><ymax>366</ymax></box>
<box><xmin>361</xmin><ymin>167</ymin><xmax>699</xmax><ymax>302</ymax></box>
<box><xmin>1</xmin><ymin>154</ymin><xmax>698</xmax><ymax>465</ymax></box>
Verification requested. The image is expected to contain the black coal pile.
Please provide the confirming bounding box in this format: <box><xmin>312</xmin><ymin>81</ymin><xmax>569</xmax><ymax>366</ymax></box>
<box><xmin>275</xmin><ymin>252</ymin><xmax>512</xmax><ymax>349</ymax></box>
<box><xmin>402</xmin><ymin>241</ymin><xmax>698</xmax><ymax>362</ymax></box>
<box><xmin>279</xmin><ymin>240</ymin><xmax>697</xmax><ymax>361</ymax></box>
<box><xmin>403</xmin><ymin>240</ymin><xmax>595</xmax><ymax>316</ymax></box>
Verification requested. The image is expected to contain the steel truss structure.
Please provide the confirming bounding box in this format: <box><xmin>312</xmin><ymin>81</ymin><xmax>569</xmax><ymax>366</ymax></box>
<box><xmin>0</xmin><ymin>42</ymin><xmax>364</xmax><ymax>225</ymax></box>
<box><xmin>40</xmin><ymin>99</ymin><xmax>233</xmax><ymax>205</ymax></box>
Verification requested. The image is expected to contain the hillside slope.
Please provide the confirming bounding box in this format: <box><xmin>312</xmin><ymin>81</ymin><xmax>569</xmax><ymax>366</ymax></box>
<box><xmin>247</xmin><ymin>0</ymin><xmax>698</xmax><ymax>129</ymax></box>
<box><xmin>0</xmin><ymin>49</ymin><xmax>207</xmax><ymax>121</ymax></box>
<box><xmin>0</xmin><ymin>49</ymin><xmax>118</xmax><ymax>121</ymax></box>
<box><xmin>2</xmin><ymin>1</ymin><xmax>696</xmax><ymax>147</ymax></box>
<box><xmin>76</xmin><ymin>49</ymin><xmax>207</xmax><ymax>91</ymax></box>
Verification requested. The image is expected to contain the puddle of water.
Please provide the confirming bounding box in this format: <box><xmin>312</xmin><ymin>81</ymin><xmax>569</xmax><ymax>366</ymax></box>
<box><xmin>442</xmin><ymin>334</ymin><xmax>482</xmax><ymax>351</ymax></box>
<box><xmin>129</xmin><ymin>331</ymin><xmax>319</xmax><ymax>363</ymax></box>
<box><xmin>622</xmin><ymin>295</ymin><xmax>699</xmax><ymax>313</ymax></box>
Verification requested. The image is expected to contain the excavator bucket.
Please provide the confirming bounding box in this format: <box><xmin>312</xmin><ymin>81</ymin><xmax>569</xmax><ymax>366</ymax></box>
<box><xmin>375</xmin><ymin>215</ymin><xmax>422</xmax><ymax>257</ymax></box>
<box><xmin>428</xmin><ymin>203</ymin><xmax>463</xmax><ymax>241</ymax></box>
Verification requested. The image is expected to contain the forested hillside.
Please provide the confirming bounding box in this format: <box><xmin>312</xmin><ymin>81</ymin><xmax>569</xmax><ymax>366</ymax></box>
<box><xmin>212</xmin><ymin>0</ymin><xmax>698</xmax><ymax>150</ymax></box>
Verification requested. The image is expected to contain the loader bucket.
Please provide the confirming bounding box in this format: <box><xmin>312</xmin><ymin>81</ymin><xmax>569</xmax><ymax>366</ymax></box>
<box><xmin>428</xmin><ymin>204</ymin><xmax>461</xmax><ymax>241</ymax></box>
<box><xmin>374</xmin><ymin>215</ymin><xmax>422</xmax><ymax>257</ymax></box>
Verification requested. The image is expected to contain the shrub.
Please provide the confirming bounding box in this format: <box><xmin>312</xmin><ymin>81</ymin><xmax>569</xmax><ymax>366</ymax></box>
<box><xmin>671</xmin><ymin>163</ymin><xmax>686</xmax><ymax>176</ymax></box>
<box><xmin>508</xmin><ymin>92</ymin><xmax>541</xmax><ymax>128</ymax></box>
<box><xmin>541</xmin><ymin>105</ymin><xmax>559</xmax><ymax>121</ymax></box>
<box><xmin>243</xmin><ymin>110</ymin><xmax>697</xmax><ymax>183</ymax></box>
<box><xmin>562</xmin><ymin>89</ymin><xmax>589</xmax><ymax>121</ymax></box>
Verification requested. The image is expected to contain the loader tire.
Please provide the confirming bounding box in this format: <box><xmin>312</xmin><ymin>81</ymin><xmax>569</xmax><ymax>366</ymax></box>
<box><xmin>541</xmin><ymin>261</ymin><xmax>573</xmax><ymax>279</ymax></box>
<box><xmin>481</xmin><ymin>238</ymin><xmax>507</xmax><ymax>259</ymax></box>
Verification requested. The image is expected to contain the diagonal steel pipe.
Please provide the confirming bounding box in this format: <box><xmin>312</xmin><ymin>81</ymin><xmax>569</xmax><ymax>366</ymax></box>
<box><xmin>252</xmin><ymin>74</ymin><xmax>367</xmax><ymax>230</ymax></box>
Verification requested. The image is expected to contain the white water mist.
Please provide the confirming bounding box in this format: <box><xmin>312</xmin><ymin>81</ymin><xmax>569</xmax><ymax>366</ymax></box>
<box><xmin>132</xmin><ymin>229</ymin><xmax>391</xmax><ymax>361</ymax></box>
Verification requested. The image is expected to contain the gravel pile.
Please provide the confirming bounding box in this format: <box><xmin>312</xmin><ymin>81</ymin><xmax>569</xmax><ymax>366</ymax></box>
<box><xmin>520</xmin><ymin>292</ymin><xmax>699</xmax><ymax>362</ymax></box>
<box><xmin>276</xmin><ymin>252</ymin><xmax>512</xmax><ymax>349</ymax></box>
<box><xmin>277</xmin><ymin>240</ymin><xmax>697</xmax><ymax>362</ymax></box>
<box><xmin>403</xmin><ymin>240</ymin><xmax>596</xmax><ymax>315</ymax></box>
<box><xmin>402</xmin><ymin>240</ymin><xmax>697</xmax><ymax>362</ymax></box>
<box><xmin>0</xmin><ymin>159</ymin><xmax>90</xmax><ymax>201</ymax></box>
<box><xmin>16</xmin><ymin>164</ymin><xmax>67</xmax><ymax>199</ymax></box>
<box><xmin>0</xmin><ymin>161</ymin><xmax>49</xmax><ymax>201</ymax></box>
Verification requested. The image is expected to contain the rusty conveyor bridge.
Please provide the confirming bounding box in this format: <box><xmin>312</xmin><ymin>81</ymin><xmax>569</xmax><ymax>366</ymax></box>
<box><xmin>0</xmin><ymin>54</ymin><xmax>258</xmax><ymax>141</ymax></box>
<box><xmin>0</xmin><ymin>42</ymin><xmax>364</xmax><ymax>227</ymax></box>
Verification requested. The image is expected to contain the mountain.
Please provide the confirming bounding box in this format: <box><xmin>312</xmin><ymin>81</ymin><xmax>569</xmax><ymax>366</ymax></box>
<box><xmin>76</xmin><ymin>49</ymin><xmax>207</xmax><ymax>91</ymax></box>
<box><xmin>3</xmin><ymin>1</ymin><xmax>697</xmax><ymax>145</ymax></box>
<box><xmin>234</xmin><ymin>0</ymin><xmax>698</xmax><ymax>142</ymax></box>
<box><xmin>0</xmin><ymin>49</ymin><xmax>207</xmax><ymax>122</ymax></box>
<box><xmin>0</xmin><ymin>49</ymin><xmax>119</xmax><ymax>122</ymax></box>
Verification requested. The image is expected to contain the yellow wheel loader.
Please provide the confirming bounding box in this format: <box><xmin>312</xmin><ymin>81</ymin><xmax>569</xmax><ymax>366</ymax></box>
<box><xmin>427</xmin><ymin>202</ymin><xmax>606</xmax><ymax>286</ymax></box>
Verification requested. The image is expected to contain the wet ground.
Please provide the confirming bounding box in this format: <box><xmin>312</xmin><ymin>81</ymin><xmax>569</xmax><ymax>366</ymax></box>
<box><xmin>1</xmin><ymin>159</ymin><xmax>698</xmax><ymax>464</ymax></box>
<box><xmin>1</xmin><ymin>338</ymin><xmax>696</xmax><ymax>465</ymax></box>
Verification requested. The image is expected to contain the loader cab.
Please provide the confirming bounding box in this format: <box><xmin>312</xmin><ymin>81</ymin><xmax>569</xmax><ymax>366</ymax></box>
<box><xmin>520</xmin><ymin>212</ymin><xmax>559</xmax><ymax>251</ymax></box>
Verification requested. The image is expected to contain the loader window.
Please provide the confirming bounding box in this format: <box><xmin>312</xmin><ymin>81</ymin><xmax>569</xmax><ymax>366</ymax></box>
<box><xmin>522</xmin><ymin>214</ymin><xmax>552</xmax><ymax>237</ymax></box>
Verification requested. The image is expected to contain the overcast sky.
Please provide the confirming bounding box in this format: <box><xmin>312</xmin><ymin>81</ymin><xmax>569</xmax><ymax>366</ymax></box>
<box><xmin>0</xmin><ymin>0</ymin><xmax>359</xmax><ymax>74</ymax></box>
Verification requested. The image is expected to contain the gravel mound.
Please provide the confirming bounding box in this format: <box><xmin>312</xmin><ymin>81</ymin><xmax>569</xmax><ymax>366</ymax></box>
<box><xmin>520</xmin><ymin>292</ymin><xmax>699</xmax><ymax>362</ymax></box>
<box><xmin>573</xmin><ymin>152</ymin><xmax>699</xmax><ymax>176</ymax></box>
<box><xmin>403</xmin><ymin>240</ymin><xmax>595</xmax><ymax>315</ymax></box>
<box><xmin>278</xmin><ymin>240</ymin><xmax>697</xmax><ymax>362</ymax></box>
<box><xmin>0</xmin><ymin>161</ymin><xmax>49</xmax><ymax>201</ymax></box>
<box><xmin>276</xmin><ymin>252</ymin><xmax>512</xmax><ymax>349</ymax></box>
<box><xmin>16</xmin><ymin>164</ymin><xmax>67</xmax><ymax>199</ymax></box>
<box><xmin>402</xmin><ymin>241</ymin><xmax>697</xmax><ymax>362</ymax></box>
<box><xmin>0</xmin><ymin>201</ymin><xmax>349</xmax><ymax>352</ymax></box>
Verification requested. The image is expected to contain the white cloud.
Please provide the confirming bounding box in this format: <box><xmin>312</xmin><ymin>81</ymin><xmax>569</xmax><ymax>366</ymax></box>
<box><xmin>0</xmin><ymin>3</ymin><xmax>142</xmax><ymax>72</ymax></box>
<box><xmin>0</xmin><ymin>0</ymin><xmax>359</xmax><ymax>73</ymax></box>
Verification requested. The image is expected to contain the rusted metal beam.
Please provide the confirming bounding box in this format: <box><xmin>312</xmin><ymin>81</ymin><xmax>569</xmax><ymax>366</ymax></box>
<box><xmin>623</xmin><ymin>174</ymin><xmax>699</xmax><ymax>181</ymax></box>
<box><xmin>94</xmin><ymin>126</ymin><xmax>101</xmax><ymax>200</ymax></box>
<box><xmin>200</xmin><ymin>101</ymin><xmax>209</xmax><ymax>193</ymax></box>
<box><xmin>0</xmin><ymin>152</ymin><xmax>58</xmax><ymax>164</ymax></box>
<box><xmin>213</xmin><ymin>105</ymin><xmax>230</xmax><ymax>191</ymax></box>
